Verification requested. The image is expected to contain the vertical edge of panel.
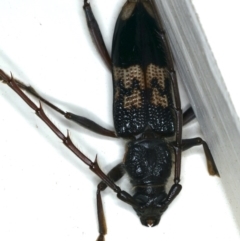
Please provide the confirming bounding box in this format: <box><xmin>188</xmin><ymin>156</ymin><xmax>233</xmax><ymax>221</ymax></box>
<box><xmin>154</xmin><ymin>0</ymin><xmax>240</xmax><ymax>228</ymax></box>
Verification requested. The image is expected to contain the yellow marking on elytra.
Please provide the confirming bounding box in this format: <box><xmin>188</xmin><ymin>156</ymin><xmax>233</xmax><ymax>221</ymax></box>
<box><xmin>114</xmin><ymin>65</ymin><xmax>144</xmax><ymax>109</ymax></box>
<box><xmin>146</xmin><ymin>64</ymin><xmax>167</xmax><ymax>89</ymax></box>
<box><xmin>124</xmin><ymin>88</ymin><xmax>142</xmax><ymax>109</ymax></box>
<box><xmin>114</xmin><ymin>65</ymin><xmax>144</xmax><ymax>89</ymax></box>
<box><xmin>152</xmin><ymin>88</ymin><xmax>168</xmax><ymax>108</ymax></box>
<box><xmin>146</xmin><ymin>64</ymin><xmax>168</xmax><ymax>108</ymax></box>
<box><xmin>114</xmin><ymin>64</ymin><xmax>169</xmax><ymax>108</ymax></box>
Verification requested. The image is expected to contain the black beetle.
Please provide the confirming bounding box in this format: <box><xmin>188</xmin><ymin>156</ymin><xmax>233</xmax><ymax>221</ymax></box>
<box><xmin>0</xmin><ymin>1</ymin><xmax>219</xmax><ymax>240</ymax></box>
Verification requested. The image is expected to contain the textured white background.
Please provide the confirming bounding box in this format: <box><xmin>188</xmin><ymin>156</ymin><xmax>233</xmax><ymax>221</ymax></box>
<box><xmin>0</xmin><ymin>0</ymin><xmax>239</xmax><ymax>241</ymax></box>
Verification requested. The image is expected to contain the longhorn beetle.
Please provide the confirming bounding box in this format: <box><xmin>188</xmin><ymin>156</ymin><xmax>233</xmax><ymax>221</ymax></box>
<box><xmin>0</xmin><ymin>0</ymin><xmax>219</xmax><ymax>240</ymax></box>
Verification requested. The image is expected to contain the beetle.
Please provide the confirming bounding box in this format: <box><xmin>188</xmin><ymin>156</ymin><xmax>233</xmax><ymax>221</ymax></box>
<box><xmin>0</xmin><ymin>0</ymin><xmax>219</xmax><ymax>240</ymax></box>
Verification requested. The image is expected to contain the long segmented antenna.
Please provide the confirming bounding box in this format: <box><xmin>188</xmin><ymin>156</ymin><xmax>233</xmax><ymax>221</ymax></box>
<box><xmin>0</xmin><ymin>72</ymin><xmax>139</xmax><ymax>207</ymax></box>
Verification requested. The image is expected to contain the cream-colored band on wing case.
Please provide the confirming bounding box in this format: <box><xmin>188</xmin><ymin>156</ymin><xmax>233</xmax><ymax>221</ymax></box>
<box><xmin>113</xmin><ymin>64</ymin><xmax>169</xmax><ymax>108</ymax></box>
<box><xmin>146</xmin><ymin>64</ymin><xmax>168</xmax><ymax>107</ymax></box>
<box><xmin>114</xmin><ymin>65</ymin><xmax>144</xmax><ymax>109</ymax></box>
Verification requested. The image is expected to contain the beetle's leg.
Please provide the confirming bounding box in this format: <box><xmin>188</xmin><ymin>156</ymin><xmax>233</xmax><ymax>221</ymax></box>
<box><xmin>183</xmin><ymin>107</ymin><xmax>196</xmax><ymax>125</ymax></box>
<box><xmin>96</xmin><ymin>163</ymin><xmax>125</xmax><ymax>241</ymax></box>
<box><xmin>181</xmin><ymin>138</ymin><xmax>219</xmax><ymax>176</ymax></box>
<box><xmin>83</xmin><ymin>1</ymin><xmax>111</xmax><ymax>70</ymax></box>
<box><xmin>65</xmin><ymin>113</ymin><xmax>116</xmax><ymax>137</ymax></box>
<box><xmin>0</xmin><ymin>70</ymin><xmax>116</xmax><ymax>137</ymax></box>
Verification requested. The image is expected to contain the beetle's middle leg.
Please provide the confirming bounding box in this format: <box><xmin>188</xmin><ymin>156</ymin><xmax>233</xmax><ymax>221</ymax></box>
<box><xmin>0</xmin><ymin>70</ymin><xmax>116</xmax><ymax>137</ymax></box>
<box><xmin>83</xmin><ymin>0</ymin><xmax>112</xmax><ymax>70</ymax></box>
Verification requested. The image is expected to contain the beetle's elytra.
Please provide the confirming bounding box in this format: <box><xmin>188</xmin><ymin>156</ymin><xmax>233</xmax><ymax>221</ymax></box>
<box><xmin>0</xmin><ymin>0</ymin><xmax>219</xmax><ymax>240</ymax></box>
<box><xmin>112</xmin><ymin>2</ymin><xmax>175</xmax><ymax>137</ymax></box>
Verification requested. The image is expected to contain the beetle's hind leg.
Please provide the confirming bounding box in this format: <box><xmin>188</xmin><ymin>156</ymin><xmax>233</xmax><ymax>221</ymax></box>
<box><xmin>96</xmin><ymin>163</ymin><xmax>125</xmax><ymax>241</ymax></box>
<box><xmin>83</xmin><ymin>1</ymin><xmax>112</xmax><ymax>70</ymax></box>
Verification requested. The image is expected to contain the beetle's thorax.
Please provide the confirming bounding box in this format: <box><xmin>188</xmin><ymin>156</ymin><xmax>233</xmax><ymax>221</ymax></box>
<box><xmin>124</xmin><ymin>137</ymin><xmax>173</xmax><ymax>187</ymax></box>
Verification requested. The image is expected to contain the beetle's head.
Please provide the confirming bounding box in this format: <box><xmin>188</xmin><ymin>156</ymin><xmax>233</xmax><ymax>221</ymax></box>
<box><xmin>133</xmin><ymin>192</ymin><xmax>168</xmax><ymax>227</ymax></box>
